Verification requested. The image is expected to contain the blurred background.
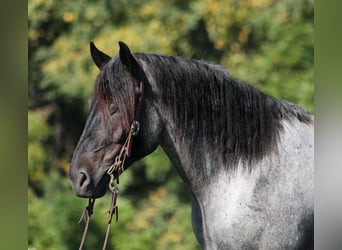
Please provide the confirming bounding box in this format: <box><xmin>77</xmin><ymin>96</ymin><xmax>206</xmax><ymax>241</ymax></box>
<box><xmin>28</xmin><ymin>0</ymin><xmax>313</xmax><ymax>249</ymax></box>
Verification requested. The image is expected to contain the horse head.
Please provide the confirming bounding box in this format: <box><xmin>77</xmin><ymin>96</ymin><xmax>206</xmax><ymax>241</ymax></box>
<box><xmin>69</xmin><ymin>42</ymin><xmax>162</xmax><ymax>198</ymax></box>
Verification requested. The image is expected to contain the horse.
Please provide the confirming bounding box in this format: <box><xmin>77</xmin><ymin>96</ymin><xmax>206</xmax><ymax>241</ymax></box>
<box><xmin>69</xmin><ymin>41</ymin><xmax>314</xmax><ymax>249</ymax></box>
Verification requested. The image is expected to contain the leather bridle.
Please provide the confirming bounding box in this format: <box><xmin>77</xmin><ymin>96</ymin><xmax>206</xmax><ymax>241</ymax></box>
<box><xmin>78</xmin><ymin>78</ymin><xmax>144</xmax><ymax>250</ymax></box>
<box><xmin>107</xmin><ymin>79</ymin><xmax>144</xmax><ymax>186</ymax></box>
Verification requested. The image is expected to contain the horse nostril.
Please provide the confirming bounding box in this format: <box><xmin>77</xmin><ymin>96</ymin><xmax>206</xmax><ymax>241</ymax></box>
<box><xmin>78</xmin><ymin>171</ymin><xmax>90</xmax><ymax>190</ymax></box>
<box><xmin>79</xmin><ymin>172</ymin><xmax>87</xmax><ymax>187</ymax></box>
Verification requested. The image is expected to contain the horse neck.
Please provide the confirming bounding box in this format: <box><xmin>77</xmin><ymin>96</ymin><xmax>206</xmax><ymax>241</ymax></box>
<box><xmin>140</xmin><ymin>54</ymin><xmax>312</xmax><ymax>193</ymax></box>
<box><xmin>143</xmin><ymin>65</ymin><xmax>229</xmax><ymax>191</ymax></box>
<box><xmin>142</xmin><ymin>56</ymin><xmax>248</xmax><ymax>191</ymax></box>
<box><xmin>159</xmin><ymin>117</ymin><xmax>224</xmax><ymax>191</ymax></box>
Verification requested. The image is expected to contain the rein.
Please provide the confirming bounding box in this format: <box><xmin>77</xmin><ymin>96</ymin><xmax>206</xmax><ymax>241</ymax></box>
<box><xmin>78</xmin><ymin>80</ymin><xmax>144</xmax><ymax>250</ymax></box>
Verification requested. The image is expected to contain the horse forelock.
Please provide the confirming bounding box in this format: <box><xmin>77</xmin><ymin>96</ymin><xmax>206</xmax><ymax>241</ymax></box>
<box><xmin>93</xmin><ymin>58</ymin><xmax>136</xmax><ymax>131</ymax></box>
<box><xmin>136</xmin><ymin>53</ymin><xmax>313</xmax><ymax>171</ymax></box>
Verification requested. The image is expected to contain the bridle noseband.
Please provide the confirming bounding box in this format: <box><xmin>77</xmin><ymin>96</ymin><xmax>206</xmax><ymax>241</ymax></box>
<box><xmin>78</xmin><ymin>78</ymin><xmax>144</xmax><ymax>250</ymax></box>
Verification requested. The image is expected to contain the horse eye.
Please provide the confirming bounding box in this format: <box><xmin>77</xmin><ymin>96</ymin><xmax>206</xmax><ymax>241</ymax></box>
<box><xmin>109</xmin><ymin>103</ymin><xmax>118</xmax><ymax>115</ymax></box>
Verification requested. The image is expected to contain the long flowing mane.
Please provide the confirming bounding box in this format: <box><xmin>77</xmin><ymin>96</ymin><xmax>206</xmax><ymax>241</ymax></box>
<box><xmin>94</xmin><ymin>52</ymin><xmax>312</xmax><ymax>172</ymax></box>
<box><xmin>135</xmin><ymin>53</ymin><xmax>313</xmax><ymax>170</ymax></box>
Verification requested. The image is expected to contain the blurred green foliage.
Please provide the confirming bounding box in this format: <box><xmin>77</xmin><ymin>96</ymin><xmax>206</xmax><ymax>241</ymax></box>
<box><xmin>28</xmin><ymin>0</ymin><xmax>313</xmax><ymax>249</ymax></box>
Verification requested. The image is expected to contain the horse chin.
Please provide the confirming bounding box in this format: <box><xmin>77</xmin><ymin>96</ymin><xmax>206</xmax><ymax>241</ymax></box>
<box><xmin>92</xmin><ymin>173</ymin><xmax>110</xmax><ymax>198</ymax></box>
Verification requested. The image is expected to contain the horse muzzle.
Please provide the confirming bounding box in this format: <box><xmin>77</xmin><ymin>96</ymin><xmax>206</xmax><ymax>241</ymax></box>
<box><xmin>69</xmin><ymin>167</ymin><xmax>109</xmax><ymax>198</ymax></box>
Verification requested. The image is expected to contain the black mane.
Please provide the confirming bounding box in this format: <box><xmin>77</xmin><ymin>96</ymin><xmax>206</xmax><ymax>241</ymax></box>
<box><xmin>135</xmin><ymin>53</ymin><xmax>313</xmax><ymax>170</ymax></box>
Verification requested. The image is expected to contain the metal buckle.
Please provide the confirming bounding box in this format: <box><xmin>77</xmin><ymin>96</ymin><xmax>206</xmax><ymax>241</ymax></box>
<box><xmin>109</xmin><ymin>174</ymin><xmax>118</xmax><ymax>193</ymax></box>
<box><xmin>130</xmin><ymin>120</ymin><xmax>140</xmax><ymax>136</ymax></box>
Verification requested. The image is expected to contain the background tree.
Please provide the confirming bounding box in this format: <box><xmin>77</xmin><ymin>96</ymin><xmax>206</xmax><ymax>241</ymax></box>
<box><xmin>28</xmin><ymin>0</ymin><xmax>313</xmax><ymax>249</ymax></box>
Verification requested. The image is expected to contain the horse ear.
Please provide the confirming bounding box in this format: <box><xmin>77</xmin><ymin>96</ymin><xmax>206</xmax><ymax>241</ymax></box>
<box><xmin>118</xmin><ymin>41</ymin><xmax>140</xmax><ymax>75</ymax></box>
<box><xmin>90</xmin><ymin>41</ymin><xmax>111</xmax><ymax>69</ymax></box>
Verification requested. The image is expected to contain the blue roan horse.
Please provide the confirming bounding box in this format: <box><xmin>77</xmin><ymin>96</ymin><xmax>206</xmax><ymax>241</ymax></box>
<box><xmin>69</xmin><ymin>42</ymin><xmax>314</xmax><ymax>249</ymax></box>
